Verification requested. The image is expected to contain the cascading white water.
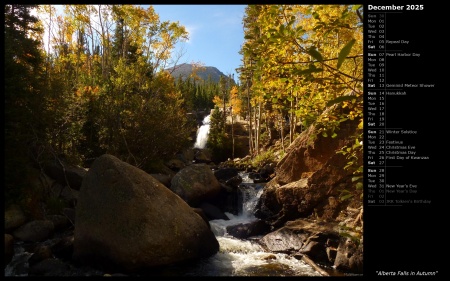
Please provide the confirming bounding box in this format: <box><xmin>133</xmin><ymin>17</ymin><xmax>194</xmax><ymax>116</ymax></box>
<box><xmin>197</xmin><ymin>173</ymin><xmax>321</xmax><ymax>277</ymax></box>
<box><xmin>194</xmin><ymin>114</ymin><xmax>211</xmax><ymax>149</ymax></box>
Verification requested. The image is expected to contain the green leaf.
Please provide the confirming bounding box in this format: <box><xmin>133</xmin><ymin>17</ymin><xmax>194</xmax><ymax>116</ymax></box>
<box><xmin>307</xmin><ymin>47</ymin><xmax>323</xmax><ymax>62</ymax></box>
<box><xmin>355</xmin><ymin>182</ymin><xmax>363</xmax><ymax>189</ymax></box>
<box><xmin>337</xmin><ymin>39</ymin><xmax>356</xmax><ymax>69</ymax></box>
<box><xmin>352</xmin><ymin>176</ymin><xmax>362</xmax><ymax>182</ymax></box>
<box><xmin>340</xmin><ymin>194</ymin><xmax>354</xmax><ymax>201</ymax></box>
<box><xmin>326</xmin><ymin>95</ymin><xmax>356</xmax><ymax>107</ymax></box>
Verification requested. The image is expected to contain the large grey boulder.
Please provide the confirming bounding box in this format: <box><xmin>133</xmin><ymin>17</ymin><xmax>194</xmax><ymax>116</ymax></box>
<box><xmin>170</xmin><ymin>163</ymin><xmax>221</xmax><ymax>206</ymax></box>
<box><xmin>260</xmin><ymin>219</ymin><xmax>341</xmax><ymax>268</ymax></box>
<box><xmin>73</xmin><ymin>154</ymin><xmax>219</xmax><ymax>272</ymax></box>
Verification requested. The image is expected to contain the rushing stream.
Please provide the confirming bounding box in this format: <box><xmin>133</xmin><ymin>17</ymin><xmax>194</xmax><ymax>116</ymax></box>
<box><xmin>5</xmin><ymin>173</ymin><xmax>321</xmax><ymax>276</ymax></box>
<box><xmin>152</xmin><ymin>172</ymin><xmax>321</xmax><ymax>277</ymax></box>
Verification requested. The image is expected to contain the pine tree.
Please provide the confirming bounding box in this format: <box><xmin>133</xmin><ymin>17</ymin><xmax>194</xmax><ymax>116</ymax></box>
<box><xmin>4</xmin><ymin>4</ymin><xmax>46</xmax><ymax>202</ymax></box>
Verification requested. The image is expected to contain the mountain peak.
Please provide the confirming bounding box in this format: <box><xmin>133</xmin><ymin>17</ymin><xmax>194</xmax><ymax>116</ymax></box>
<box><xmin>166</xmin><ymin>63</ymin><xmax>229</xmax><ymax>83</ymax></box>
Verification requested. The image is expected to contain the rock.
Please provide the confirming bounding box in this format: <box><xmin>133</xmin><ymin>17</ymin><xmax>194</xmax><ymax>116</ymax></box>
<box><xmin>260</xmin><ymin>219</ymin><xmax>339</xmax><ymax>257</ymax></box>
<box><xmin>5</xmin><ymin>204</ymin><xmax>27</xmax><ymax>232</ymax></box>
<box><xmin>254</xmin><ymin>104</ymin><xmax>362</xmax><ymax>227</ymax></box>
<box><xmin>51</xmin><ymin>235</ymin><xmax>74</xmax><ymax>260</ymax></box>
<box><xmin>255</xmin><ymin>148</ymin><xmax>360</xmax><ymax>227</ymax></box>
<box><xmin>73</xmin><ymin>154</ymin><xmax>219</xmax><ymax>272</ymax></box>
<box><xmin>46</xmin><ymin>215</ymin><xmax>71</xmax><ymax>232</ymax></box>
<box><xmin>170</xmin><ymin>163</ymin><xmax>221</xmax><ymax>206</ymax></box>
<box><xmin>275</xmin><ymin>112</ymin><xmax>359</xmax><ymax>186</ymax></box>
<box><xmin>49</xmin><ymin>184</ymin><xmax>79</xmax><ymax>207</ymax></box>
<box><xmin>191</xmin><ymin>208</ymin><xmax>210</xmax><ymax>228</ymax></box>
<box><xmin>28</xmin><ymin>245</ymin><xmax>53</xmax><ymax>266</ymax></box>
<box><xmin>213</xmin><ymin>168</ymin><xmax>239</xmax><ymax>182</ymax></box>
<box><xmin>194</xmin><ymin>149</ymin><xmax>212</xmax><ymax>163</ymax></box>
<box><xmin>44</xmin><ymin>160</ymin><xmax>87</xmax><ymax>191</ymax></box>
<box><xmin>299</xmin><ymin>241</ymin><xmax>328</xmax><ymax>263</ymax></box>
<box><xmin>199</xmin><ymin>202</ymin><xmax>229</xmax><ymax>220</ymax></box>
<box><xmin>260</xmin><ymin>227</ymin><xmax>305</xmax><ymax>253</ymax></box>
<box><xmin>326</xmin><ymin>247</ymin><xmax>337</xmax><ymax>263</ymax></box>
<box><xmin>28</xmin><ymin>258</ymin><xmax>71</xmax><ymax>276</ymax></box>
<box><xmin>259</xmin><ymin>163</ymin><xmax>275</xmax><ymax>179</ymax></box>
<box><xmin>149</xmin><ymin>173</ymin><xmax>172</xmax><ymax>188</ymax></box>
<box><xmin>5</xmin><ymin>234</ymin><xmax>14</xmax><ymax>267</ymax></box>
<box><xmin>334</xmin><ymin>237</ymin><xmax>363</xmax><ymax>274</ymax></box>
<box><xmin>205</xmin><ymin>185</ymin><xmax>240</xmax><ymax>216</ymax></box>
<box><xmin>12</xmin><ymin>220</ymin><xmax>54</xmax><ymax>242</ymax></box>
<box><xmin>226</xmin><ymin>220</ymin><xmax>270</xmax><ymax>239</ymax></box>
<box><xmin>165</xmin><ymin>159</ymin><xmax>186</xmax><ymax>172</ymax></box>
<box><xmin>60</xmin><ymin>186</ymin><xmax>79</xmax><ymax>206</ymax></box>
<box><xmin>62</xmin><ymin>208</ymin><xmax>76</xmax><ymax>225</ymax></box>
<box><xmin>177</xmin><ymin>148</ymin><xmax>195</xmax><ymax>164</ymax></box>
<box><xmin>225</xmin><ymin>175</ymin><xmax>242</xmax><ymax>188</ymax></box>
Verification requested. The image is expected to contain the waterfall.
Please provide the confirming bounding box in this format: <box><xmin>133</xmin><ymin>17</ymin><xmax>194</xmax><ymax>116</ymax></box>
<box><xmin>238</xmin><ymin>184</ymin><xmax>264</xmax><ymax>219</ymax></box>
<box><xmin>209</xmin><ymin>179</ymin><xmax>264</xmax><ymax>237</ymax></box>
<box><xmin>194</xmin><ymin>114</ymin><xmax>211</xmax><ymax>149</ymax></box>
<box><xmin>200</xmin><ymin>173</ymin><xmax>321</xmax><ymax>276</ymax></box>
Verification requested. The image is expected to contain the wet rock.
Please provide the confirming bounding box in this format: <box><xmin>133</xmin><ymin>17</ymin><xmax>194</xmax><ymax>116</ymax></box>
<box><xmin>199</xmin><ymin>202</ymin><xmax>229</xmax><ymax>220</ymax></box>
<box><xmin>226</xmin><ymin>220</ymin><xmax>271</xmax><ymax>239</ymax></box>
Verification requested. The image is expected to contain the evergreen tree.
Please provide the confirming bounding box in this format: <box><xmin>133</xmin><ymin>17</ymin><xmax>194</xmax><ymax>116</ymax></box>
<box><xmin>4</xmin><ymin>4</ymin><xmax>46</xmax><ymax>203</ymax></box>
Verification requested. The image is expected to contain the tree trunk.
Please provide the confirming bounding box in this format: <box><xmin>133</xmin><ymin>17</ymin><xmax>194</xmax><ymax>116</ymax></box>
<box><xmin>256</xmin><ymin>101</ymin><xmax>262</xmax><ymax>155</ymax></box>
<box><xmin>247</xmin><ymin>83</ymin><xmax>254</xmax><ymax>155</ymax></box>
<box><xmin>280</xmin><ymin>112</ymin><xmax>285</xmax><ymax>153</ymax></box>
<box><xmin>289</xmin><ymin>92</ymin><xmax>294</xmax><ymax>144</ymax></box>
<box><xmin>231</xmin><ymin>109</ymin><xmax>234</xmax><ymax>160</ymax></box>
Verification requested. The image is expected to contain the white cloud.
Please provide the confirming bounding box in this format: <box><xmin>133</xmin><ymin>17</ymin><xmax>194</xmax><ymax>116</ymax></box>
<box><xmin>184</xmin><ymin>24</ymin><xmax>200</xmax><ymax>44</ymax></box>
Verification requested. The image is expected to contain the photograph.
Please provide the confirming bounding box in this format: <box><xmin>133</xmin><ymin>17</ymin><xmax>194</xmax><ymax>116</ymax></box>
<box><xmin>3</xmin><ymin>2</ymin><xmax>441</xmax><ymax>278</ymax></box>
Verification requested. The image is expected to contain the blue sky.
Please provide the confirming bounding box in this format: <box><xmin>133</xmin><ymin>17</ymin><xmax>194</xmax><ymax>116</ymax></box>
<box><xmin>36</xmin><ymin>5</ymin><xmax>246</xmax><ymax>82</ymax></box>
<box><xmin>149</xmin><ymin>5</ymin><xmax>247</xmax><ymax>82</ymax></box>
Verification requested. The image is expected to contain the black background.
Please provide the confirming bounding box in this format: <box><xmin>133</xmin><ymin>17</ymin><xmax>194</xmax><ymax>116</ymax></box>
<box><xmin>363</xmin><ymin>0</ymin><xmax>444</xmax><ymax>279</ymax></box>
